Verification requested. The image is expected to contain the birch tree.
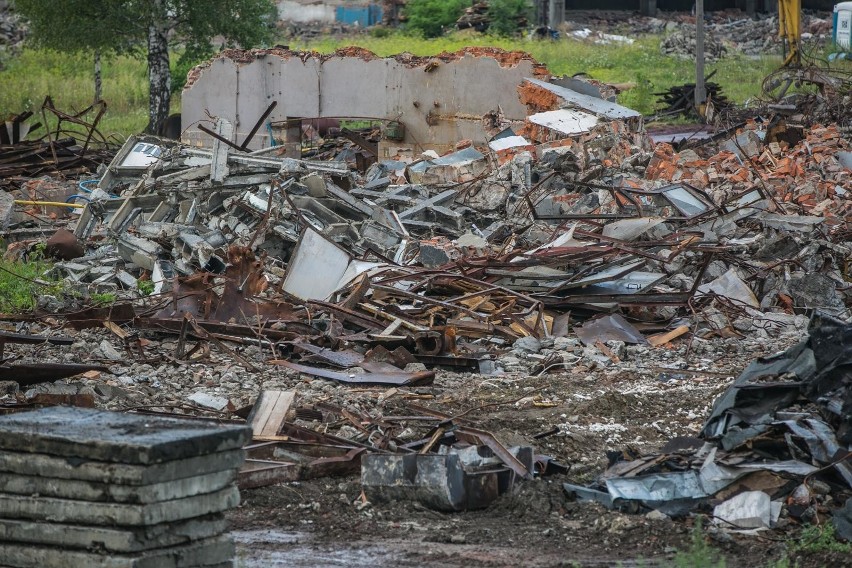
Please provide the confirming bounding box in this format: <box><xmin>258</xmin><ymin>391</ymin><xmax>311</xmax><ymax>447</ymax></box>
<box><xmin>15</xmin><ymin>0</ymin><xmax>276</xmax><ymax>132</ymax></box>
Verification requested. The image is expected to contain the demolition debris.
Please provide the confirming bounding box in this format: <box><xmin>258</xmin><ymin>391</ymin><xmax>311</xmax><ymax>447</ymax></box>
<box><xmin>0</xmin><ymin>44</ymin><xmax>850</xmax><ymax>563</ymax></box>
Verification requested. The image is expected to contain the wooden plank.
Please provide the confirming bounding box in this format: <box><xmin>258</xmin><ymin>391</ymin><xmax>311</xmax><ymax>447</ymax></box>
<box><xmin>249</xmin><ymin>390</ymin><xmax>295</xmax><ymax>438</ymax></box>
<box><xmin>648</xmin><ymin>325</ymin><xmax>691</xmax><ymax>347</ymax></box>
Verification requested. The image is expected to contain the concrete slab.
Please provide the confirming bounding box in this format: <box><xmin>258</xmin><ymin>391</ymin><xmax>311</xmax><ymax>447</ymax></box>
<box><xmin>0</xmin><ymin>513</ymin><xmax>227</xmax><ymax>552</ymax></box>
<box><xmin>0</xmin><ymin>486</ymin><xmax>239</xmax><ymax>526</ymax></box>
<box><xmin>0</xmin><ymin>534</ymin><xmax>234</xmax><ymax>568</ymax></box>
<box><xmin>0</xmin><ymin>468</ymin><xmax>236</xmax><ymax>503</ymax></box>
<box><xmin>0</xmin><ymin>449</ymin><xmax>245</xmax><ymax>485</ymax></box>
<box><xmin>0</xmin><ymin>408</ymin><xmax>251</xmax><ymax>464</ymax></box>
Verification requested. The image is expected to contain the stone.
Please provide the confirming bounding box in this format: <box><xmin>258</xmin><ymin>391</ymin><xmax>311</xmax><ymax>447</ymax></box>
<box><xmin>0</xmin><ymin>468</ymin><xmax>236</xmax><ymax>503</ymax></box>
<box><xmin>187</xmin><ymin>392</ymin><xmax>230</xmax><ymax>412</ymax></box>
<box><xmin>553</xmin><ymin>337</ymin><xmax>580</xmax><ymax>351</ymax></box>
<box><xmin>0</xmin><ymin>408</ymin><xmax>250</xmax><ymax>465</ymax></box>
<box><xmin>0</xmin><ymin>514</ymin><xmax>228</xmax><ymax>553</ymax></box>
<box><xmin>100</xmin><ymin>339</ymin><xmax>124</xmax><ymax>361</ymax></box>
<box><xmin>0</xmin><ymin>534</ymin><xmax>234</xmax><ymax>568</ymax></box>
<box><xmin>787</xmin><ymin>273</ymin><xmax>845</xmax><ymax>313</ymax></box>
<box><xmin>0</xmin><ymin>485</ymin><xmax>239</xmax><ymax>526</ymax></box>
<box><xmin>646</xmin><ymin>509</ymin><xmax>670</xmax><ymax>521</ymax></box>
<box><xmin>512</xmin><ymin>336</ymin><xmax>541</xmax><ymax>353</ymax></box>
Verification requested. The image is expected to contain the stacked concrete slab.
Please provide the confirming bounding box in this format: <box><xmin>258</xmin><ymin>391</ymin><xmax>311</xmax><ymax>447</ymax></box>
<box><xmin>0</xmin><ymin>407</ymin><xmax>251</xmax><ymax>568</ymax></box>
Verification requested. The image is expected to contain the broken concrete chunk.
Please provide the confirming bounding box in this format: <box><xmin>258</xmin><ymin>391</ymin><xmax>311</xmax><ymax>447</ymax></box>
<box><xmin>187</xmin><ymin>392</ymin><xmax>230</xmax><ymax>412</ymax></box>
<box><xmin>99</xmin><ymin>340</ymin><xmax>124</xmax><ymax>361</ymax></box>
<box><xmin>713</xmin><ymin>491</ymin><xmax>772</xmax><ymax>529</ymax></box>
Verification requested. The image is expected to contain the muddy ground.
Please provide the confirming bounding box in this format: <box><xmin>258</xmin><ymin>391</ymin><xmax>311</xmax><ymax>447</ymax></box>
<box><xmin>222</xmin><ymin>328</ymin><xmax>843</xmax><ymax>567</ymax></box>
<box><xmin>3</xmin><ymin>316</ymin><xmax>845</xmax><ymax>567</ymax></box>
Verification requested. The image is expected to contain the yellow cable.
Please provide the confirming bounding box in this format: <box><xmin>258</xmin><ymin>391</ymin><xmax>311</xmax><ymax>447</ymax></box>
<box><xmin>13</xmin><ymin>200</ymin><xmax>86</xmax><ymax>209</ymax></box>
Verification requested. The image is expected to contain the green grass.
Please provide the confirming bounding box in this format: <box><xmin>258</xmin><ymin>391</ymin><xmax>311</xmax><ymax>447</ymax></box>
<box><xmin>0</xmin><ymin>49</ymin><xmax>179</xmax><ymax>140</ymax></box>
<box><xmin>90</xmin><ymin>292</ymin><xmax>118</xmax><ymax>305</ymax></box>
<box><xmin>791</xmin><ymin>523</ymin><xmax>852</xmax><ymax>555</ymax></box>
<box><xmin>0</xmin><ymin>31</ymin><xmax>845</xmax><ymax>139</ymax></box>
<box><xmin>0</xmin><ymin>257</ymin><xmax>61</xmax><ymax>312</ymax></box>
<box><xmin>291</xmin><ymin>32</ymin><xmax>784</xmax><ymax>115</ymax></box>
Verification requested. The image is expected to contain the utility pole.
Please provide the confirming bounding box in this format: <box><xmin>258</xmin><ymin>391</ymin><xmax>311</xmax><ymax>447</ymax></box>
<box><xmin>695</xmin><ymin>0</ymin><xmax>706</xmax><ymax>115</ymax></box>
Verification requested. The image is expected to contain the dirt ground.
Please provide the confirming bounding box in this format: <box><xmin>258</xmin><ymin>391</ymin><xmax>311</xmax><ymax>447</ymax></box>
<box><xmin>225</xmin><ymin>329</ymin><xmax>844</xmax><ymax>568</ymax></box>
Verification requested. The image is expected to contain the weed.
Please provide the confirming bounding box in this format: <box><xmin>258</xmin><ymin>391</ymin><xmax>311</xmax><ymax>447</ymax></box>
<box><xmin>137</xmin><ymin>279</ymin><xmax>155</xmax><ymax>296</ymax></box>
<box><xmin>791</xmin><ymin>523</ymin><xmax>852</xmax><ymax>555</ymax></box>
<box><xmin>90</xmin><ymin>292</ymin><xmax>117</xmax><ymax>305</ymax></box>
<box><xmin>667</xmin><ymin>517</ymin><xmax>726</xmax><ymax>568</ymax></box>
<box><xmin>0</xmin><ymin>258</ymin><xmax>61</xmax><ymax>312</ymax></box>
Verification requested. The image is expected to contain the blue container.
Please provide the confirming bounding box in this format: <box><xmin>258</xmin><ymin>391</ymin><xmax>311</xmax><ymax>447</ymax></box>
<box><xmin>336</xmin><ymin>4</ymin><xmax>383</xmax><ymax>26</ymax></box>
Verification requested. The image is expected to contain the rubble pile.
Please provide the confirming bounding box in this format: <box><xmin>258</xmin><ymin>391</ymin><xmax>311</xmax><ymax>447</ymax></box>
<box><xmin>455</xmin><ymin>0</ymin><xmax>529</xmax><ymax>33</ymax></box>
<box><xmin>558</xmin><ymin>11</ymin><xmax>831</xmax><ymax>59</ymax></box>
<box><xmin>0</xmin><ymin>48</ymin><xmax>850</xmax><ymax>558</ymax></box>
<box><xmin>0</xmin><ymin>0</ymin><xmax>25</xmax><ymax>66</ymax></box>
<box><xmin>565</xmin><ymin>314</ymin><xmax>852</xmax><ymax>537</ymax></box>
<box><xmin>0</xmin><ymin>407</ymin><xmax>248</xmax><ymax>566</ymax></box>
<box><xmin>646</xmin><ymin>122</ymin><xmax>852</xmax><ymax>222</ymax></box>
<box><xmin>660</xmin><ymin>25</ymin><xmax>727</xmax><ymax>61</ymax></box>
<box><xmin>0</xmin><ymin>100</ymin><xmax>117</xmax><ymax>192</ymax></box>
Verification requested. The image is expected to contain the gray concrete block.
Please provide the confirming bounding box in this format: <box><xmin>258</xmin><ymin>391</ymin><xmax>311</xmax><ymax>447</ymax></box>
<box><xmin>0</xmin><ymin>486</ymin><xmax>239</xmax><ymax>526</ymax></box>
<box><xmin>0</xmin><ymin>408</ymin><xmax>251</xmax><ymax>464</ymax></box>
<box><xmin>0</xmin><ymin>449</ymin><xmax>245</xmax><ymax>485</ymax></box>
<box><xmin>0</xmin><ymin>534</ymin><xmax>234</xmax><ymax>568</ymax></box>
<box><xmin>0</xmin><ymin>514</ymin><xmax>227</xmax><ymax>552</ymax></box>
<box><xmin>0</xmin><ymin>469</ymin><xmax>236</xmax><ymax>504</ymax></box>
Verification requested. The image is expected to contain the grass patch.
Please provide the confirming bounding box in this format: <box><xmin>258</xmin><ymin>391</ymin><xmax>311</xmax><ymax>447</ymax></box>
<box><xmin>667</xmin><ymin>518</ymin><xmax>727</xmax><ymax>568</ymax></box>
<box><xmin>90</xmin><ymin>292</ymin><xmax>117</xmax><ymax>305</ymax></box>
<box><xmin>1</xmin><ymin>32</ymin><xmax>848</xmax><ymax>138</ymax></box>
<box><xmin>137</xmin><ymin>279</ymin><xmax>155</xmax><ymax>296</ymax></box>
<box><xmin>291</xmin><ymin>31</ymin><xmax>785</xmax><ymax>115</ymax></box>
<box><xmin>791</xmin><ymin>523</ymin><xmax>852</xmax><ymax>555</ymax></box>
<box><xmin>0</xmin><ymin>257</ymin><xmax>61</xmax><ymax>312</ymax></box>
<box><xmin>0</xmin><ymin>49</ymin><xmax>179</xmax><ymax>141</ymax></box>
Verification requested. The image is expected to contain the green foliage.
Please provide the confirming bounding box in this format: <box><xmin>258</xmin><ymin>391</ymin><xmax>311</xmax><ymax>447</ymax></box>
<box><xmin>0</xmin><ymin>48</ymin><xmax>158</xmax><ymax>138</ymax></box>
<box><xmin>90</xmin><ymin>292</ymin><xmax>117</xmax><ymax>305</ymax></box>
<box><xmin>14</xmin><ymin>0</ymin><xmax>135</xmax><ymax>56</ymax></box>
<box><xmin>369</xmin><ymin>26</ymin><xmax>393</xmax><ymax>39</ymax></box>
<box><xmin>792</xmin><ymin>524</ymin><xmax>852</xmax><ymax>555</ymax></box>
<box><xmin>403</xmin><ymin>0</ymin><xmax>469</xmax><ymax>38</ymax></box>
<box><xmin>15</xmin><ymin>0</ymin><xmax>277</xmax><ymax>55</ymax></box>
<box><xmin>668</xmin><ymin>518</ymin><xmax>726</xmax><ymax>568</ymax></box>
<box><xmin>291</xmin><ymin>33</ymin><xmax>785</xmax><ymax>116</ymax></box>
<box><xmin>171</xmin><ymin>45</ymin><xmax>214</xmax><ymax>94</ymax></box>
<box><xmin>487</xmin><ymin>0</ymin><xmax>532</xmax><ymax>37</ymax></box>
<box><xmin>0</xmin><ymin>257</ymin><xmax>60</xmax><ymax>312</ymax></box>
<box><xmin>14</xmin><ymin>0</ymin><xmax>276</xmax><ymax>129</ymax></box>
<box><xmin>137</xmin><ymin>280</ymin><xmax>155</xmax><ymax>296</ymax></box>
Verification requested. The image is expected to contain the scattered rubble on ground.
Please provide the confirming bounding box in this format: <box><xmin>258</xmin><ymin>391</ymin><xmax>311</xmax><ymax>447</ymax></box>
<box><xmin>0</xmin><ymin>0</ymin><xmax>25</xmax><ymax>67</ymax></box>
<box><xmin>0</xmin><ymin>41</ymin><xmax>851</xmax><ymax>565</ymax></box>
<box><xmin>559</xmin><ymin>10</ymin><xmax>832</xmax><ymax>60</ymax></box>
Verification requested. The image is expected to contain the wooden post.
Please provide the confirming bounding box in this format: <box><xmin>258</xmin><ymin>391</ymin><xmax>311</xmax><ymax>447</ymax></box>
<box><xmin>695</xmin><ymin>0</ymin><xmax>706</xmax><ymax>114</ymax></box>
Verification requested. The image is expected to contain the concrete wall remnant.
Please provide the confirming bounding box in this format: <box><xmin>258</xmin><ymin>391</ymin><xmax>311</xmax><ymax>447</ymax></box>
<box><xmin>182</xmin><ymin>47</ymin><xmax>549</xmax><ymax>156</ymax></box>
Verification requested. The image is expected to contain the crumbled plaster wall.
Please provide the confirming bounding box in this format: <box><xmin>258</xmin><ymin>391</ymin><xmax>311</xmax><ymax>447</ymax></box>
<box><xmin>182</xmin><ymin>47</ymin><xmax>550</xmax><ymax>155</ymax></box>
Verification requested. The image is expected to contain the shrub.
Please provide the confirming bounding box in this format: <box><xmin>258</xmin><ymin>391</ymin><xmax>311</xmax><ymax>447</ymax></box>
<box><xmin>404</xmin><ymin>0</ymin><xmax>470</xmax><ymax>38</ymax></box>
<box><xmin>487</xmin><ymin>0</ymin><xmax>532</xmax><ymax>36</ymax></box>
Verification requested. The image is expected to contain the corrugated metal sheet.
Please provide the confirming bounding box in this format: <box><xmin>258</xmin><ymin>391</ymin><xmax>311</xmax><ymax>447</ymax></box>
<box><xmin>524</xmin><ymin>78</ymin><xmax>641</xmax><ymax>120</ymax></box>
<box><xmin>528</xmin><ymin>109</ymin><xmax>599</xmax><ymax>135</ymax></box>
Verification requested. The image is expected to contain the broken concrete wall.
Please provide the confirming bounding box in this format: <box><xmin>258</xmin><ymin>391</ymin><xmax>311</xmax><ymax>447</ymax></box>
<box><xmin>182</xmin><ymin>48</ymin><xmax>548</xmax><ymax>156</ymax></box>
<box><xmin>277</xmin><ymin>0</ymin><xmax>337</xmax><ymax>23</ymax></box>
